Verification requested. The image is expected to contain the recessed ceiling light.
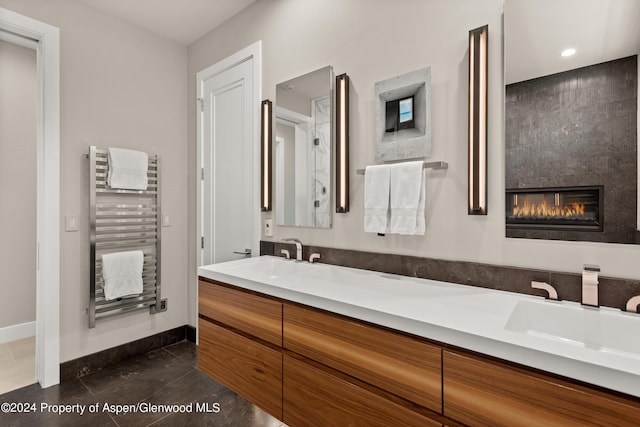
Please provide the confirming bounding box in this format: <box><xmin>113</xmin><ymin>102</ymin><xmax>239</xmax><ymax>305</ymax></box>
<box><xmin>561</xmin><ymin>48</ymin><xmax>576</xmax><ymax>57</ymax></box>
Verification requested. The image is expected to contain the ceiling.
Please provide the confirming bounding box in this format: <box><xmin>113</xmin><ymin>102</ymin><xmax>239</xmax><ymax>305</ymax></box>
<box><xmin>78</xmin><ymin>0</ymin><xmax>257</xmax><ymax>45</ymax></box>
<box><xmin>505</xmin><ymin>0</ymin><xmax>640</xmax><ymax>84</ymax></box>
<box><xmin>72</xmin><ymin>1</ymin><xmax>640</xmax><ymax>79</ymax></box>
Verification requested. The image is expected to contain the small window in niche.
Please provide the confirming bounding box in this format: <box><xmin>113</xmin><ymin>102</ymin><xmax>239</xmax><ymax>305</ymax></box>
<box><xmin>399</xmin><ymin>97</ymin><xmax>413</xmax><ymax>123</ymax></box>
<box><xmin>385</xmin><ymin>95</ymin><xmax>415</xmax><ymax>132</ymax></box>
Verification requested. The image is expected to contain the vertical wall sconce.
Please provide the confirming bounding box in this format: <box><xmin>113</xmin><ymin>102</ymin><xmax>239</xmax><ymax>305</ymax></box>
<box><xmin>261</xmin><ymin>99</ymin><xmax>272</xmax><ymax>212</ymax></box>
<box><xmin>336</xmin><ymin>73</ymin><xmax>350</xmax><ymax>213</ymax></box>
<box><xmin>468</xmin><ymin>25</ymin><xmax>488</xmax><ymax>215</ymax></box>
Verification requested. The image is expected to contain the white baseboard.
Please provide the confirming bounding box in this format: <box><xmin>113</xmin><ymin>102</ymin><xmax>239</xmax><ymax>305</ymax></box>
<box><xmin>0</xmin><ymin>321</ymin><xmax>36</xmax><ymax>344</ymax></box>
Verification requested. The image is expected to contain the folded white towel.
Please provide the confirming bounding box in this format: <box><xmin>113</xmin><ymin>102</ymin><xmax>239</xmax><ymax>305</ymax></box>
<box><xmin>389</xmin><ymin>161</ymin><xmax>425</xmax><ymax>235</ymax></box>
<box><xmin>364</xmin><ymin>165</ymin><xmax>391</xmax><ymax>234</ymax></box>
<box><xmin>102</xmin><ymin>250</ymin><xmax>144</xmax><ymax>301</ymax></box>
<box><xmin>107</xmin><ymin>147</ymin><xmax>148</xmax><ymax>190</ymax></box>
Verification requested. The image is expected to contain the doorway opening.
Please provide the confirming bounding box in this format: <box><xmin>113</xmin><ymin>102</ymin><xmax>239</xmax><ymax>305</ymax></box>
<box><xmin>0</xmin><ymin>7</ymin><xmax>61</xmax><ymax>388</ymax></box>
<box><xmin>0</xmin><ymin>36</ymin><xmax>37</xmax><ymax>394</ymax></box>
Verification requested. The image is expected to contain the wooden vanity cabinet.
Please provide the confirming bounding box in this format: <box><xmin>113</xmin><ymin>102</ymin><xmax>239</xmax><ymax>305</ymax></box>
<box><xmin>198</xmin><ymin>279</ymin><xmax>281</xmax><ymax>346</ymax></box>
<box><xmin>198</xmin><ymin>319</ymin><xmax>282</xmax><ymax>418</ymax></box>
<box><xmin>283</xmin><ymin>354</ymin><xmax>441</xmax><ymax>427</ymax></box>
<box><xmin>198</xmin><ymin>280</ymin><xmax>283</xmax><ymax>420</ymax></box>
<box><xmin>198</xmin><ymin>279</ymin><xmax>443</xmax><ymax>425</ymax></box>
<box><xmin>283</xmin><ymin>303</ymin><xmax>442</xmax><ymax>413</ymax></box>
<box><xmin>198</xmin><ymin>277</ymin><xmax>640</xmax><ymax>427</ymax></box>
<box><xmin>443</xmin><ymin>350</ymin><xmax>640</xmax><ymax>427</ymax></box>
<box><xmin>282</xmin><ymin>303</ymin><xmax>443</xmax><ymax>426</ymax></box>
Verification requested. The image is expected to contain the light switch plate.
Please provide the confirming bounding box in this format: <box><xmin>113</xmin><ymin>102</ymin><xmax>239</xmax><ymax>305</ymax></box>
<box><xmin>162</xmin><ymin>214</ymin><xmax>170</xmax><ymax>227</ymax></box>
<box><xmin>65</xmin><ymin>215</ymin><xmax>80</xmax><ymax>232</ymax></box>
<box><xmin>264</xmin><ymin>219</ymin><xmax>273</xmax><ymax>237</ymax></box>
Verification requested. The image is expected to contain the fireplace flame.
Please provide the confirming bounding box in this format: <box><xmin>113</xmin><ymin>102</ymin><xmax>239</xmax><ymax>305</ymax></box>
<box><xmin>512</xmin><ymin>200</ymin><xmax>586</xmax><ymax>219</ymax></box>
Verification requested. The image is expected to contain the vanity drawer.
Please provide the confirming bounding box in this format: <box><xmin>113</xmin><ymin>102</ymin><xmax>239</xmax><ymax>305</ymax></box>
<box><xmin>283</xmin><ymin>354</ymin><xmax>441</xmax><ymax>427</ymax></box>
<box><xmin>443</xmin><ymin>350</ymin><xmax>640</xmax><ymax>427</ymax></box>
<box><xmin>283</xmin><ymin>304</ymin><xmax>442</xmax><ymax>413</ymax></box>
<box><xmin>198</xmin><ymin>280</ymin><xmax>282</xmax><ymax>346</ymax></box>
<box><xmin>198</xmin><ymin>318</ymin><xmax>283</xmax><ymax>420</ymax></box>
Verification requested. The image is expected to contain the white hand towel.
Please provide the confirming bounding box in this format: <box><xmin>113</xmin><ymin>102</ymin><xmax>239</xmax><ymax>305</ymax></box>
<box><xmin>107</xmin><ymin>147</ymin><xmax>148</xmax><ymax>190</ymax></box>
<box><xmin>389</xmin><ymin>161</ymin><xmax>425</xmax><ymax>235</ymax></box>
<box><xmin>364</xmin><ymin>165</ymin><xmax>391</xmax><ymax>234</ymax></box>
<box><xmin>102</xmin><ymin>250</ymin><xmax>144</xmax><ymax>301</ymax></box>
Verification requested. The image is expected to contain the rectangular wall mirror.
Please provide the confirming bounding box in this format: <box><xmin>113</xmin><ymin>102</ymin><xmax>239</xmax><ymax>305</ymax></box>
<box><xmin>504</xmin><ymin>0</ymin><xmax>639</xmax><ymax>244</ymax></box>
<box><xmin>275</xmin><ymin>65</ymin><xmax>333</xmax><ymax>228</ymax></box>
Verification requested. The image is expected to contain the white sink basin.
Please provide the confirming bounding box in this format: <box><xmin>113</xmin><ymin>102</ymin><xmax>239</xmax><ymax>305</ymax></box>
<box><xmin>505</xmin><ymin>300</ymin><xmax>640</xmax><ymax>359</ymax></box>
<box><xmin>212</xmin><ymin>255</ymin><xmax>475</xmax><ymax>298</ymax></box>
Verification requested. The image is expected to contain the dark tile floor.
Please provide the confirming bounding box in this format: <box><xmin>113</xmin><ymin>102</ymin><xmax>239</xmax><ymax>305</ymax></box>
<box><xmin>0</xmin><ymin>341</ymin><xmax>285</xmax><ymax>427</ymax></box>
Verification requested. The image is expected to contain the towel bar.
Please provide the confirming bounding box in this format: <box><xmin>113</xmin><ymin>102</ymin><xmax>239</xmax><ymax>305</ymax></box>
<box><xmin>87</xmin><ymin>146</ymin><xmax>162</xmax><ymax>328</ymax></box>
<box><xmin>356</xmin><ymin>161</ymin><xmax>448</xmax><ymax>175</ymax></box>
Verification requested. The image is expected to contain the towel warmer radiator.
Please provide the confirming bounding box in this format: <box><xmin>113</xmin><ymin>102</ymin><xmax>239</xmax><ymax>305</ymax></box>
<box><xmin>88</xmin><ymin>146</ymin><xmax>162</xmax><ymax>328</ymax></box>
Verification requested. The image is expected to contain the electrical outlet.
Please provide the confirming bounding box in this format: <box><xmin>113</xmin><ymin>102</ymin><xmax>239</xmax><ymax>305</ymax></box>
<box><xmin>264</xmin><ymin>219</ymin><xmax>274</xmax><ymax>237</ymax></box>
<box><xmin>159</xmin><ymin>299</ymin><xmax>167</xmax><ymax>312</ymax></box>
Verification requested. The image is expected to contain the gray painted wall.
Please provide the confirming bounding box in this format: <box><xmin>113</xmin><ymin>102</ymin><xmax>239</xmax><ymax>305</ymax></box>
<box><xmin>0</xmin><ymin>40</ymin><xmax>37</xmax><ymax>329</ymax></box>
<box><xmin>2</xmin><ymin>0</ymin><xmax>639</xmax><ymax>353</ymax></box>
<box><xmin>0</xmin><ymin>0</ymin><xmax>189</xmax><ymax>362</ymax></box>
<box><xmin>187</xmin><ymin>0</ymin><xmax>640</xmax><ymax>328</ymax></box>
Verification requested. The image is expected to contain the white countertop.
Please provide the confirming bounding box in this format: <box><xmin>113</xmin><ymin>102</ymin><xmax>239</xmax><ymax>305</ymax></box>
<box><xmin>198</xmin><ymin>255</ymin><xmax>640</xmax><ymax>398</ymax></box>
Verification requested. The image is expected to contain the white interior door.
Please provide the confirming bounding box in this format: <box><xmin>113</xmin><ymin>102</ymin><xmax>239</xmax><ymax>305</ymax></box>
<box><xmin>200</xmin><ymin>59</ymin><xmax>254</xmax><ymax>264</ymax></box>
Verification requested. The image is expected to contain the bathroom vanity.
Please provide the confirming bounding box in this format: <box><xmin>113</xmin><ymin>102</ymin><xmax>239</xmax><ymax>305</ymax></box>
<box><xmin>198</xmin><ymin>256</ymin><xmax>640</xmax><ymax>426</ymax></box>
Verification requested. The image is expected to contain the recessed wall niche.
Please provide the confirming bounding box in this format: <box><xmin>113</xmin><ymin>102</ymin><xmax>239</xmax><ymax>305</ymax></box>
<box><xmin>375</xmin><ymin>67</ymin><xmax>432</xmax><ymax>162</ymax></box>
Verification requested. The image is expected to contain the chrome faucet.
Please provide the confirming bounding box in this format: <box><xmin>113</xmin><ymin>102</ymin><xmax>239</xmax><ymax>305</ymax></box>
<box><xmin>626</xmin><ymin>295</ymin><xmax>640</xmax><ymax>313</ymax></box>
<box><xmin>283</xmin><ymin>238</ymin><xmax>303</xmax><ymax>261</ymax></box>
<box><xmin>582</xmin><ymin>264</ymin><xmax>600</xmax><ymax>307</ymax></box>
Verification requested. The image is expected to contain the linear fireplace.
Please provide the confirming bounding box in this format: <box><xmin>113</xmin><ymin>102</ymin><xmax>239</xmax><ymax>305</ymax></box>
<box><xmin>506</xmin><ymin>186</ymin><xmax>603</xmax><ymax>232</ymax></box>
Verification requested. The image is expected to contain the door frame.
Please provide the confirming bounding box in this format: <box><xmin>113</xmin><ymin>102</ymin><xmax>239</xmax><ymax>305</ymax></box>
<box><xmin>196</xmin><ymin>41</ymin><xmax>262</xmax><ymax>266</ymax></box>
<box><xmin>0</xmin><ymin>7</ymin><xmax>61</xmax><ymax>388</ymax></box>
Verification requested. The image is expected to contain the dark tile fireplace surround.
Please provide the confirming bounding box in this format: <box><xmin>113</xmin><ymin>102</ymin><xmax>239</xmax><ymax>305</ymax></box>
<box><xmin>262</xmin><ymin>241</ymin><xmax>640</xmax><ymax>313</ymax></box>
<box><xmin>505</xmin><ymin>55</ymin><xmax>638</xmax><ymax>244</ymax></box>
